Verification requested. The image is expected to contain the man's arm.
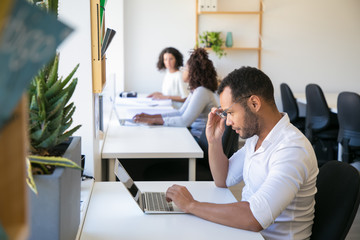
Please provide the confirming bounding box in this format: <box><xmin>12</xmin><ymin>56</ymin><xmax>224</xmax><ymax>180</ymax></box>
<box><xmin>206</xmin><ymin>109</ymin><xmax>230</xmax><ymax>187</ymax></box>
<box><xmin>166</xmin><ymin>184</ymin><xmax>263</xmax><ymax>232</ymax></box>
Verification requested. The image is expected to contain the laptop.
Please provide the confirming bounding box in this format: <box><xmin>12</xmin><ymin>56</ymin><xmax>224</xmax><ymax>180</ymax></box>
<box><xmin>113</xmin><ymin>159</ymin><xmax>184</xmax><ymax>214</ymax></box>
<box><xmin>112</xmin><ymin>103</ymin><xmax>136</xmax><ymax>125</ymax></box>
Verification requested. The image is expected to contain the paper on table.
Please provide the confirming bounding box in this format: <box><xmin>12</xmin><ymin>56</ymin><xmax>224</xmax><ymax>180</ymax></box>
<box><xmin>117</xmin><ymin>97</ymin><xmax>172</xmax><ymax>107</ymax></box>
<box><xmin>115</xmin><ymin>106</ymin><xmax>177</xmax><ymax>120</ymax></box>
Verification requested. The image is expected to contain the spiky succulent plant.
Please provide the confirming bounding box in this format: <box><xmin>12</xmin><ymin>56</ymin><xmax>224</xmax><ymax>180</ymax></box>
<box><xmin>29</xmin><ymin>54</ymin><xmax>81</xmax><ymax>156</ymax></box>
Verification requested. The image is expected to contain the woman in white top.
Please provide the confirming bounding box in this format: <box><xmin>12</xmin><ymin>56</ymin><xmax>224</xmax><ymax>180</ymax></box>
<box><xmin>134</xmin><ymin>48</ymin><xmax>219</xmax><ymax>138</ymax></box>
<box><xmin>148</xmin><ymin>47</ymin><xmax>189</xmax><ymax>109</ymax></box>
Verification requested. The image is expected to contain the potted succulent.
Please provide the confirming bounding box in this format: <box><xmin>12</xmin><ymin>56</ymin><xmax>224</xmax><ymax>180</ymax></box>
<box><xmin>26</xmin><ymin>0</ymin><xmax>82</xmax><ymax>239</ymax></box>
<box><xmin>199</xmin><ymin>31</ymin><xmax>226</xmax><ymax>58</ymax></box>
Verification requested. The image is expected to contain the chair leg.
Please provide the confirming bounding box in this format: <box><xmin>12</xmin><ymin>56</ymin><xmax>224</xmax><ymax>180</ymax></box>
<box><xmin>342</xmin><ymin>139</ymin><xmax>350</xmax><ymax>163</ymax></box>
<box><xmin>313</xmin><ymin>138</ymin><xmax>338</xmax><ymax>162</ymax></box>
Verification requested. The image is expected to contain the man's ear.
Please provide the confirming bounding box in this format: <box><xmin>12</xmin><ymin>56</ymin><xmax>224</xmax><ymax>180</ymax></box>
<box><xmin>248</xmin><ymin>95</ymin><xmax>261</xmax><ymax>112</ymax></box>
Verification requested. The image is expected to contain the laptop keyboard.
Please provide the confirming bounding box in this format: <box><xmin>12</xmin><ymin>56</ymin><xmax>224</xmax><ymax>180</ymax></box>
<box><xmin>145</xmin><ymin>192</ymin><xmax>174</xmax><ymax>211</ymax></box>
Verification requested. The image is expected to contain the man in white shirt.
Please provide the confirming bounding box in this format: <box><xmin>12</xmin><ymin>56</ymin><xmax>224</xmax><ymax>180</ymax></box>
<box><xmin>166</xmin><ymin>66</ymin><xmax>319</xmax><ymax>240</ymax></box>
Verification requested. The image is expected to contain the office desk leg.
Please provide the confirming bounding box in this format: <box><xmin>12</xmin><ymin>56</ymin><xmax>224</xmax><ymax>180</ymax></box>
<box><xmin>108</xmin><ymin>158</ymin><xmax>116</xmax><ymax>181</ymax></box>
<box><xmin>189</xmin><ymin>158</ymin><xmax>196</xmax><ymax>181</ymax></box>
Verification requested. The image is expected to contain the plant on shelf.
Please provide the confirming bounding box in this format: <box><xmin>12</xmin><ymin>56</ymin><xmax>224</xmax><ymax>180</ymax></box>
<box><xmin>199</xmin><ymin>31</ymin><xmax>226</xmax><ymax>58</ymax></box>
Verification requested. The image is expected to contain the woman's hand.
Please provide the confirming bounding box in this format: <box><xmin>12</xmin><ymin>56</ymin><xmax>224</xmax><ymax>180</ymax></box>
<box><xmin>147</xmin><ymin>92</ymin><xmax>167</xmax><ymax>100</ymax></box>
<box><xmin>133</xmin><ymin>113</ymin><xmax>164</xmax><ymax>125</ymax></box>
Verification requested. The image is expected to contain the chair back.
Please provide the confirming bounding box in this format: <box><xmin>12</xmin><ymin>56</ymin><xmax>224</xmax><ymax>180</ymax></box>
<box><xmin>337</xmin><ymin>92</ymin><xmax>360</xmax><ymax>147</ymax></box>
<box><xmin>337</xmin><ymin>92</ymin><xmax>360</xmax><ymax>162</ymax></box>
<box><xmin>305</xmin><ymin>84</ymin><xmax>331</xmax><ymax>132</ymax></box>
<box><xmin>280</xmin><ymin>83</ymin><xmax>299</xmax><ymax>122</ymax></box>
<box><xmin>311</xmin><ymin>161</ymin><xmax>360</xmax><ymax>240</ymax></box>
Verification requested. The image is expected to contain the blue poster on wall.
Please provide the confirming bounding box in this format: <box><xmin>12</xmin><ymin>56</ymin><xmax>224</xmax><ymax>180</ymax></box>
<box><xmin>0</xmin><ymin>0</ymin><xmax>73</xmax><ymax>132</ymax></box>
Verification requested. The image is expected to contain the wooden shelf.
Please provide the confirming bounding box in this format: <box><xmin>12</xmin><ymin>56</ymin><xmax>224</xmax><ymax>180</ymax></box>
<box><xmin>198</xmin><ymin>11</ymin><xmax>261</xmax><ymax>15</ymax></box>
<box><xmin>205</xmin><ymin>47</ymin><xmax>261</xmax><ymax>51</ymax></box>
<box><xmin>196</xmin><ymin>0</ymin><xmax>263</xmax><ymax>69</ymax></box>
<box><xmin>90</xmin><ymin>0</ymin><xmax>106</xmax><ymax>93</ymax></box>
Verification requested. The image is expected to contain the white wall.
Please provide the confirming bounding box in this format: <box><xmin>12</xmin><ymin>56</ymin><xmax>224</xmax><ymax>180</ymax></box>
<box><xmin>122</xmin><ymin>0</ymin><xmax>360</xmax><ymax>108</ymax></box>
<box><xmin>262</xmin><ymin>0</ymin><xmax>360</xmax><ymax>107</ymax></box>
<box><xmin>58</xmin><ymin>0</ymin><xmax>99</xmax><ymax>179</ymax></box>
<box><xmin>105</xmin><ymin>0</ymin><xmax>125</xmax><ymax>95</ymax></box>
<box><xmin>123</xmin><ymin>0</ymin><xmax>196</xmax><ymax>94</ymax></box>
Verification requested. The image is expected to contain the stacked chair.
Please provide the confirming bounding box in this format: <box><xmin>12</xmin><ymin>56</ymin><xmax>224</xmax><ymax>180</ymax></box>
<box><xmin>305</xmin><ymin>84</ymin><xmax>339</xmax><ymax>166</ymax></box>
<box><xmin>337</xmin><ymin>91</ymin><xmax>360</xmax><ymax>169</ymax></box>
<box><xmin>280</xmin><ymin>83</ymin><xmax>305</xmax><ymax>133</ymax></box>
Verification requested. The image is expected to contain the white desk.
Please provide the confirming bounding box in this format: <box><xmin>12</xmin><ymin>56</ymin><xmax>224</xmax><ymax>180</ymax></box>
<box><xmin>101</xmin><ymin>114</ymin><xmax>203</xmax><ymax>181</ymax></box>
<box><xmin>76</xmin><ymin>179</ymin><xmax>95</xmax><ymax>240</ymax></box>
<box><xmin>79</xmin><ymin>181</ymin><xmax>264</xmax><ymax>240</ymax></box>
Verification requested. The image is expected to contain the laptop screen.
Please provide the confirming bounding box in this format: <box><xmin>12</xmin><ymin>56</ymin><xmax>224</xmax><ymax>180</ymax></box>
<box><xmin>114</xmin><ymin>159</ymin><xmax>142</xmax><ymax>202</ymax></box>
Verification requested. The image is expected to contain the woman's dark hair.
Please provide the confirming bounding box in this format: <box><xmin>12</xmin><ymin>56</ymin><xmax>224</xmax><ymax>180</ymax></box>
<box><xmin>157</xmin><ymin>47</ymin><xmax>183</xmax><ymax>71</ymax></box>
<box><xmin>187</xmin><ymin>48</ymin><xmax>218</xmax><ymax>92</ymax></box>
<box><xmin>218</xmin><ymin>66</ymin><xmax>276</xmax><ymax>106</ymax></box>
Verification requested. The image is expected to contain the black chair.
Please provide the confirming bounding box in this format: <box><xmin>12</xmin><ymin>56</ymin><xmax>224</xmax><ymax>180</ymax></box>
<box><xmin>305</xmin><ymin>84</ymin><xmax>339</xmax><ymax>164</ymax></box>
<box><xmin>337</xmin><ymin>92</ymin><xmax>360</xmax><ymax>163</ymax></box>
<box><xmin>280</xmin><ymin>83</ymin><xmax>305</xmax><ymax>132</ymax></box>
<box><xmin>311</xmin><ymin>161</ymin><xmax>360</xmax><ymax>240</ymax></box>
<box><xmin>196</xmin><ymin>121</ymin><xmax>239</xmax><ymax>180</ymax></box>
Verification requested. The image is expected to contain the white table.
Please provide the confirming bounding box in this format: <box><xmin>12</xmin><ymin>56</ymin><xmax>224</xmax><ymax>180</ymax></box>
<box><xmin>76</xmin><ymin>179</ymin><xmax>95</xmax><ymax>240</ymax></box>
<box><xmin>79</xmin><ymin>181</ymin><xmax>264</xmax><ymax>240</ymax></box>
<box><xmin>101</xmin><ymin>114</ymin><xmax>203</xmax><ymax>181</ymax></box>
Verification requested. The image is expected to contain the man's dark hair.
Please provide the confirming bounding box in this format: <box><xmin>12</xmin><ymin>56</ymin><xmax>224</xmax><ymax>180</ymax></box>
<box><xmin>157</xmin><ymin>47</ymin><xmax>183</xmax><ymax>71</ymax></box>
<box><xmin>218</xmin><ymin>66</ymin><xmax>275</xmax><ymax>106</ymax></box>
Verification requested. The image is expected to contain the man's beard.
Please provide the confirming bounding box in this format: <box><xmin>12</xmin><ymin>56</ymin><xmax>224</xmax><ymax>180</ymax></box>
<box><xmin>236</xmin><ymin>104</ymin><xmax>259</xmax><ymax>139</ymax></box>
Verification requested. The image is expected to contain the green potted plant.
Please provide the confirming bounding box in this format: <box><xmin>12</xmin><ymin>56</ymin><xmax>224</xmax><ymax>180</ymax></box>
<box><xmin>199</xmin><ymin>31</ymin><xmax>226</xmax><ymax>58</ymax></box>
<box><xmin>26</xmin><ymin>0</ymin><xmax>83</xmax><ymax>239</ymax></box>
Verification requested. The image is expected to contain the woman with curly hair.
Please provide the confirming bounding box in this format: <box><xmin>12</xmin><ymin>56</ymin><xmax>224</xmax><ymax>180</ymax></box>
<box><xmin>147</xmin><ymin>47</ymin><xmax>189</xmax><ymax>109</ymax></box>
<box><xmin>134</xmin><ymin>48</ymin><xmax>219</xmax><ymax>138</ymax></box>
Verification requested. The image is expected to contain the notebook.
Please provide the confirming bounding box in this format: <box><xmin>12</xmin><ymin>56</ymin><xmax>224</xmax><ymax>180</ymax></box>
<box><xmin>113</xmin><ymin>158</ymin><xmax>184</xmax><ymax>214</ymax></box>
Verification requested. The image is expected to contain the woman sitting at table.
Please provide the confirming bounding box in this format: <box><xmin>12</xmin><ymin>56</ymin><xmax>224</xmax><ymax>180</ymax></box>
<box><xmin>148</xmin><ymin>47</ymin><xmax>189</xmax><ymax>109</ymax></box>
<box><xmin>134</xmin><ymin>48</ymin><xmax>219</xmax><ymax>138</ymax></box>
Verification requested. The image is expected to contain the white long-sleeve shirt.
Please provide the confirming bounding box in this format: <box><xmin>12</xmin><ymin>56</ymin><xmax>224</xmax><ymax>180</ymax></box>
<box><xmin>161</xmin><ymin>86</ymin><xmax>219</xmax><ymax>138</ymax></box>
<box><xmin>226</xmin><ymin>114</ymin><xmax>318</xmax><ymax>240</ymax></box>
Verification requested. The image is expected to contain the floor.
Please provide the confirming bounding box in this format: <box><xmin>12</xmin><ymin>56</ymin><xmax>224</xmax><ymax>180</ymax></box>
<box><xmin>229</xmin><ymin>182</ymin><xmax>360</xmax><ymax>239</ymax></box>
